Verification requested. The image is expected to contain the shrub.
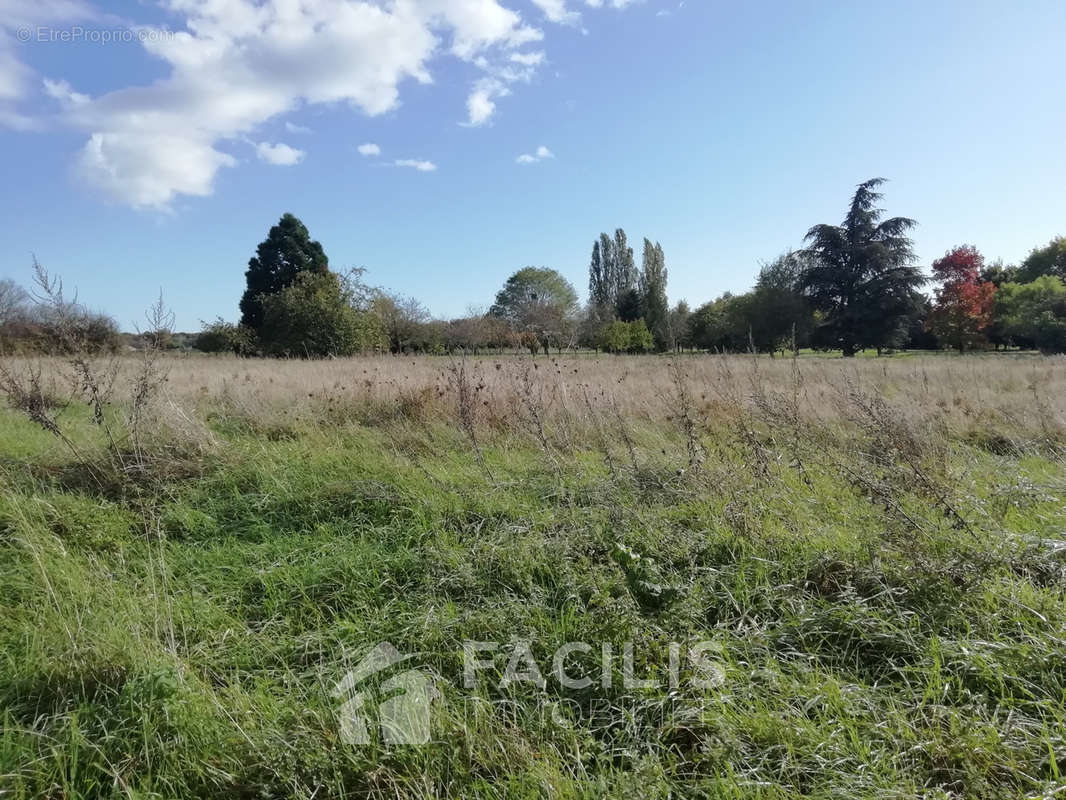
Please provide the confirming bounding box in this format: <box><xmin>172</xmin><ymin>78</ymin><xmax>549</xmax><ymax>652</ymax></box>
<box><xmin>599</xmin><ymin>319</ymin><xmax>654</xmax><ymax>353</ymax></box>
<box><xmin>258</xmin><ymin>271</ymin><xmax>386</xmax><ymax>357</ymax></box>
<box><xmin>195</xmin><ymin>318</ymin><xmax>254</xmax><ymax>355</ymax></box>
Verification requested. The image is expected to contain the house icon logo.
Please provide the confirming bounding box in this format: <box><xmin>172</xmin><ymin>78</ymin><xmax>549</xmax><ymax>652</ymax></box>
<box><xmin>331</xmin><ymin>642</ymin><xmax>438</xmax><ymax>746</ymax></box>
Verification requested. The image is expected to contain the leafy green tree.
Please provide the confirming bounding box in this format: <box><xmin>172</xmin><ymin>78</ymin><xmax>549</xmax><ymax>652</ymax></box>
<box><xmin>258</xmin><ymin>271</ymin><xmax>385</xmax><ymax>357</ymax></box>
<box><xmin>196</xmin><ymin>319</ymin><xmax>253</xmax><ymax>355</ymax></box>
<box><xmin>980</xmin><ymin>259</ymin><xmax>1019</xmax><ymax>287</ymax></box>
<box><xmin>626</xmin><ymin>319</ymin><xmax>655</xmax><ymax>352</ymax></box>
<box><xmin>639</xmin><ymin>239</ymin><xmax>669</xmax><ymax>350</ymax></box>
<box><xmin>800</xmin><ymin>178</ymin><xmax>926</xmax><ymax>356</ymax></box>
<box><xmin>687</xmin><ymin>284</ymin><xmax>807</xmax><ymax>356</ymax></box>
<box><xmin>748</xmin><ymin>251</ymin><xmax>815</xmax><ymax>352</ymax></box>
<box><xmin>668</xmin><ymin>300</ymin><xmax>692</xmax><ymax>351</ymax></box>
<box><xmin>1016</xmin><ymin>236</ymin><xmax>1066</xmax><ymax>283</ymax></box>
<box><xmin>371</xmin><ymin>291</ymin><xmax>431</xmax><ymax>354</ymax></box>
<box><xmin>598</xmin><ymin>320</ymin><xmax>630</xmax><ymax>353</ymax></box>
<box><xmin>490</xmin><ymin>267</ymin><xmax>578</xmax><ymax>354</ymax></box>
<box><xmin>721</xmin><ymin>293</ymin><xmax>779</xmax><ymax>354</ymax></box>
<box><xmin>240</xmin><ymin>213</ymin><xmax>329</xmax><ymax>331</ymax></box>
<box><xmin>904</xmin><ymin>296</ymin><xmax>939</xmax><ymax>350</ymax></box>
<box><xmin>690</xmin><ymin>294</ymin><xmax>745</xmax><ymax>352</ymax></box>
<box><xmin>444</xmin><ymin>313</ymin><xmax>508</xmax><ymax>355</ymax></box>
<box><xmin>996</xmin><ymin>276</ymin><xmax>1066</xmax><ymax>353</ymax></box>
<box><xmin>598</xmin><ymin>319</ymin><xmax>654</xmax><ymax>353</ymax></box>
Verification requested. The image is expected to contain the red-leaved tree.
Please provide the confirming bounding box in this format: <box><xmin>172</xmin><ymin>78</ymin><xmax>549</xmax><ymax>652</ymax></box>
<box><xmin>927</xmin><ymin>245</ymin><xmax>997</xmax><ymax>352</ymax></box>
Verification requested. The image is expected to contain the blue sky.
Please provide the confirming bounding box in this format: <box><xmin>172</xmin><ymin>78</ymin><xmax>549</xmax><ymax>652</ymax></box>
<box><xmin>1</xmin><ymin>0</ymin><xmax>1064</xmax><ymax>331</ymax></box>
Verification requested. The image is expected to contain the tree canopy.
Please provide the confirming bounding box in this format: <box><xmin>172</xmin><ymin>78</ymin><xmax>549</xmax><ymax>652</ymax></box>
<box><xmin>490</xmin><ymin>267</ymin><xmax>578</xmax><ymax>353</ymax></box>
<box><xmin>258</xmin><ymin>271</ymin><xmax>385</xmax><ymax>357</ymax></box>
<box><xmin>240</xmin><ymin>213</ymin><xmax>329</xmax><ymax>331</ymax></box>
<box><xmin>639</xmin><ymin>239</ymin><xmax>669</xmax><ymax>351</ymax></box>
<box><xmin>996</xmin><ymin>275</ymin><xmax>1066</xmax><ymax>354</ymax></box>
<box><xmin>801</xmin><ymin>178</ymin><xmax>925</xmax><ymax>356</ymax></box>
<box><xmin>1017</xmin><ymin>236</ymin><xmax>1066</xmax><ymax>283</ymax></box>
<box><xmin>587</xmin><ymin>229</ymin><xmax>637</xmax><ymax>322</ymax></box>
<box><xmin>927</xmin><ymin>245</ymin><xmax>997</xmax><ymax>352</ymax></box>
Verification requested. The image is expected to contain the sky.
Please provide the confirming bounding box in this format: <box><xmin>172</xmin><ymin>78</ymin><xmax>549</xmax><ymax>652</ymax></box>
<box><xmin>1</xmin><ymin>0</ymin><xmax>1064</xmax><ymax>331</ymax></box>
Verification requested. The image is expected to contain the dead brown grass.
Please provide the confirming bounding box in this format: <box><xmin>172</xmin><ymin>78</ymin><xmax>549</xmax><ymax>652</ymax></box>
<box><xmin>6</xmin><ymin>352</ymin><xmax>1066</xmax><ymax>449</ymax></box>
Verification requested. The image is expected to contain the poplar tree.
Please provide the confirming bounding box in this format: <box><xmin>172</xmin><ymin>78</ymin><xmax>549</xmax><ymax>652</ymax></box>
<box><xmin>639</xmin><ymin>239</ymin><xmax>669</xmax><ymax>350</ymax></box>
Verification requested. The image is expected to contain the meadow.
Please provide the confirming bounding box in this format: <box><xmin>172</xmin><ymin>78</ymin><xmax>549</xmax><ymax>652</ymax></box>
<box><xmin>2</xmin><ymin>352</ymin><xmax>1066</xmax><ymax>799</ymax></box>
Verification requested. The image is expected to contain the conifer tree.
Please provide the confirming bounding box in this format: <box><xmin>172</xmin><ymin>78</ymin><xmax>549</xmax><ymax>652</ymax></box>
<box><xmin>800</xmin><ymin>179</ymin><xmax>925</xmax><ymax>356</ymax></box>
<box><xmin>239</xmin><ymin>213</ymin><xmax>329</xmax><ymax>331</ymax></box>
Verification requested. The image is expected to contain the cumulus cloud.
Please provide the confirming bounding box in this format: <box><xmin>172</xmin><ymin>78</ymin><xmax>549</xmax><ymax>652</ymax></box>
<box><xmin>0</xmin><ymin>37</ymin><xmax>28</xmax><ymax>103</ymax></box>
<box><xmin>530</xmin><ymin>0</ymin><xmax>581</xmax><ymax>25</ymax></box>
<box><xmin>256</xmin><ymin>141</ymin><xmax>305</xmax><ymax>165</ymax></box>
<box><xmin>357</xmin><ymin>142</ymin><xmax>381</xmax><ymax>156</ymax></box>
<box><xmin>285</xmin><ymin>121</ymin><xmax>312</xmax><ymax>134</ymax></box>
<box><xmin>532</xmin><ymin>0</ymin><xmax>640</xmax><ymax>23</ymax></box>
<box><xmin>43</xmin><ymin>79</ymin><xmax>89</xmax><ymax>107</ymax></box>
<box><xmin>516</xmin><ymin>144</ymin><xmax>554</xmax><ymax>164</ymax></box>
<box><xmin>0</xmin><ymin>0</ymin><xmax>95</xmax><ymax>128</ymax></box>
<box><xmin>6</xmin><ymin>0</ymin><xmax>647</xmax><ymax>208</ymax></box>
<box><xmin>510</xmin><ymin>51</ymin><xmax>545</xmax><ymax>66</ymax></box>
<box><xmin>394</xmin><ymin>158</ymin><xmax>436</xmax><ymax>171</ymax></box>
<box><xmin>57</xmin><ymin>0</ymin><xmax>552</xmax><ymax>206</ymax></box>
<box><xmin>465</xmin><ymin>77</ymin><xmax>511</xmax><ymax>126</ymax></box>
<box><xmin>77</xmin><ymin>131</ymin><xmax>236</xmax><ymax>209</ymax></box>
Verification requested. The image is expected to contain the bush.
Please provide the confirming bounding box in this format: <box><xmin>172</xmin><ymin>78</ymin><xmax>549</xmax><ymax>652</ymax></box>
<box><xmin>195</xmin><ymin>319</ymin><xmax>254</xmax><ymax>355</ymax></box>
<box><xmin>258</xmin><ymin>272</ymin><xmax>387</xmax><ymax>357</ymax></box>
<box><xmin>599</xmin><ymin>319</ymin><xmax>654</xmax><ymax>353</ymax></box>
<box><xmin>0</xmin><ymin>308</ymin><xmax>121</xmax><ymax>355</ymax></box>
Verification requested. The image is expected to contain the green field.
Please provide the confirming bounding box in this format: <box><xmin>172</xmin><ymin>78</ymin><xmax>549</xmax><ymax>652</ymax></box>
<box><xmin>2</xmin><ymin>354</ymin><xmax>1065</xmax><ymax>799</ymax></box>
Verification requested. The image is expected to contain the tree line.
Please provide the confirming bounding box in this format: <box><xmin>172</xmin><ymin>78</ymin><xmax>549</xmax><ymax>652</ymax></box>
<box><xmin>2</xmin><ymin>180</ymin><xmax>1064</xmax><ymax>357</ymax></box>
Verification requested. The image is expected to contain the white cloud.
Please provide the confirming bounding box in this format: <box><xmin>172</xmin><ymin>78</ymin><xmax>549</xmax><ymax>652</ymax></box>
<box><xmin>43</xmin><ymin>78</ymin><xmax>89</xmax><ymax>107</ymax></box>
<box><xmin>530</xmin><ymin>0</ymin><xmax>581</xmax><ymax>25</ymax></box>
<box><xmin>585</xmin><ymin>0</ymin><xmax>641</xmax><ymax>8</ymax></box>
<box><xmin>77</xmin><ymin>131</ymin><xmax>236</xmax><ymax>209</ymax></box>
<box><xmin>395</xmin><ymin>158</ymin><xmax>436</xmax><ymax>172</ymax></box>
<box><xmin>510</xmin><ymin>51</ymin><xmax>545</xmax><ymax>66</ymax></box>
<box><xmin>465</xmin><ymin>77</ymin><xmax>511</xmax><ymax>126</ymax></box>
<box><xmin>0</xmin><ymin>0</ymin><xmax>95</xmax><ymax>126</ymax></box>
<box><xmin>535</xmin><ymin>0</ymin><xmax>640</xmax><ymax>20</ymax></box>
<box><xmin>516</xmin><ymin>144</ymin><xmax>554</xmax><ymax>164</ymax></box>
<box><xmin>285</xmin><ymin>120</ymin><xmax>312</xmax><ymax>134</ymax></box>
<box><xmin>1</xmin><ymin>0</ymin><xmax>96</xmax><ymax>27</ymax></box>
<box><xmin>5</xmin><ymin>0</ymin><xmax>647</xmax><ymax>207</ymax></box>
<box><xmin>58</xmin><ymin>0</ymin><xmax>550</xmax><ymax>205</ymax></box>
<box><xmin>255</xmin><ymin>141</ymin><xmax>305</xmax><ymax>165</ymax></box>
<box><xmin>357</xmin><ymin>142</ymin><xmax>381</xmax><ymax>156</ymax></box>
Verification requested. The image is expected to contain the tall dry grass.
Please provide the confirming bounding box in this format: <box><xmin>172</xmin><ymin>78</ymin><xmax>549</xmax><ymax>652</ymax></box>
<box><xmin>3</xmin><ymin>352</ymin><xmax>1065</xmax><ymax>475</ymax></box>
<box><xmin>35</xmin><ymin>352</ymin><xmax>1066</xmax><ymax>437</ymax></box>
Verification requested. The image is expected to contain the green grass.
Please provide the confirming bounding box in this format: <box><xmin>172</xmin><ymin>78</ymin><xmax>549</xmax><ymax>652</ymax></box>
<box><xmin>1</xmin><ymin>397</ymin><xmax>1065</xmax><ymax>799</ymax></box>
